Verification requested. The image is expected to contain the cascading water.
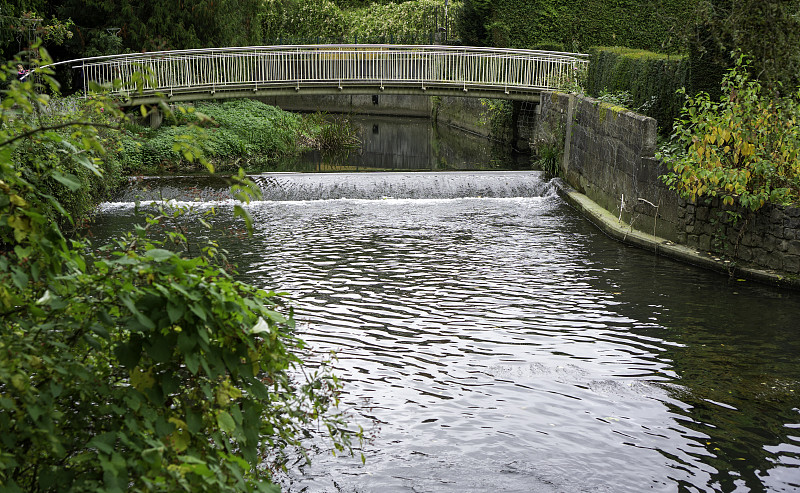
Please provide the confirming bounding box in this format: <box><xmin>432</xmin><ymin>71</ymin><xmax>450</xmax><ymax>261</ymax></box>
<box><xmin>108</xmin><ymin>170</ymin><xmax>556</xmax><ymax>204</ymax></box>
<box><xmin>91</xmin><ymin>132</ymin><xmax>800</xmax><ymax>492</ymax></box>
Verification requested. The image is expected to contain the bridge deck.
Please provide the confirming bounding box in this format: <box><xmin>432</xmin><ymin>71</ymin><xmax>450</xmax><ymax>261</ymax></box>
<box><xmin>47</xmin><ymin>45</ymin><xmax>589</xmax><ymax>105</ymax></box>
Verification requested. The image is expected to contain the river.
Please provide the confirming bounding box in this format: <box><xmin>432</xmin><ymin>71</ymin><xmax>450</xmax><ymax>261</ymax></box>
<box><xmin>90</xmin><ymin>117</ymin><xmax>800</xmax><ymax>492</ymax></box>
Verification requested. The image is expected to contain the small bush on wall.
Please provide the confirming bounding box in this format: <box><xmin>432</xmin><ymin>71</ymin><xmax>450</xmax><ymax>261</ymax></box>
<box><xmin>660</xmin><ymin>56</ymin><xmax>800</xmax><ymax>211</ymax></box>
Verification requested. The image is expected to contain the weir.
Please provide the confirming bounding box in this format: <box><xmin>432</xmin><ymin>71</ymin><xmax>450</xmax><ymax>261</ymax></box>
<box><xmin>111</xmin><ymin>170</ymin><xmax>555</xmax><ymax>204</ymax></box>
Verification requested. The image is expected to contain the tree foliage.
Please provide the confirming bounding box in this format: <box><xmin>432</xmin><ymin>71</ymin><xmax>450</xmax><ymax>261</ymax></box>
<box><xmin>660</xmin><ymin>56</ymin><xmax>800</xmax><ymax>211</ymax></box>
<box><xmin>260</xmin><ymin>0</ymin><xmax>453</xmax><ymax>44</ymax></box>
<box><xmin>55</xmin><ymin>0</ymin><xmax>262</xmax><ymax>53</ymax></box>
<box><xmin>0</xmin><ymin>48</ymin><xmax>358</xmax><ymax>491</ymax></box>
<box><xmin>454</xmin><ymin>0</ymin><xmax>491</xmax><ymax>46</ymax></box>
<box><xmin>0</xmin><ymin>4</ymin><xmax>75</xmax><ymax>60</ymax></box>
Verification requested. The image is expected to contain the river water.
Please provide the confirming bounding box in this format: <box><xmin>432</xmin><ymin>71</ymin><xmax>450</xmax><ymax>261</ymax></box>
<box><xmin>91</xmin><ymin>120</ymin><xmax>800</xmax><ymax>492</ymax></box>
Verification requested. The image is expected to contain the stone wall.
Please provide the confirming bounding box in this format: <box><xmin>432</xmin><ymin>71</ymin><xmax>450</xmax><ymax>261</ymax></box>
<box><xmin>535</xmin><ymin>91</ymin><xmax>800</xmax><ymax>280</ymax></box>
<box><xmin>680</xmin><ymin>198</ymin><xmax>800</xmax><ymax>275</ymax></box>
<box><xmin>534</xmin><ymin>92</ymin><xmax>681</xmax><ymax>242</ymax></box>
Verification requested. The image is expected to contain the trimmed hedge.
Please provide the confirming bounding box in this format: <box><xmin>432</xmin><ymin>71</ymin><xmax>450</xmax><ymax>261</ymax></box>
<box><xmin>585</xmin><ymin>46</ymin><xmax>689</xmax><ymax>134</ymax></box>
<box><xmin>476</xmin><ymin>0</ymin><xmax>697</xmax><ymax>53</ymax></box>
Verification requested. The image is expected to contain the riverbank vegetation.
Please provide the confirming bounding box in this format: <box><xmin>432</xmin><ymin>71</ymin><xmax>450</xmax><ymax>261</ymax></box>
<box><xmin>120</xmin><ymin>99</ymin><xmax>359</xmax><ymax>175</ymax></box>
<box><xmin>1</xmin><ymin>51</ymin><xmax>359</xmax><ymax>491</ymax></box>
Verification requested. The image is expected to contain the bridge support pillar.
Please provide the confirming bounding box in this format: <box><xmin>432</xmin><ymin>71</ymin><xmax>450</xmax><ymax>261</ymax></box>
<box><xmin>561</xmin><ymin>94</ymin><xmax>576</xmax><ymax>176</ymax></box>
<box><xmin>148</xmin><ymin>107</ymin><xmax>163</xmax><ymax>129</ymax></box>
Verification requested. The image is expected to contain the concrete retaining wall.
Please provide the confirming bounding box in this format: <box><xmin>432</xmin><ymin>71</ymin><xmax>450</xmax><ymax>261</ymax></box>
<box><xmin>433</xmin><ymin>96</ymin><xmax>493</xmax><ymax>139</ymax></box>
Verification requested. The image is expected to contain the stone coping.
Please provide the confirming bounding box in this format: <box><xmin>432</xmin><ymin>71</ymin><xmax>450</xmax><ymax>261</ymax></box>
<box><xmin>555</xmin><ymin>179</ymin><xmax>800</xmax><ymax>290</ymax></box>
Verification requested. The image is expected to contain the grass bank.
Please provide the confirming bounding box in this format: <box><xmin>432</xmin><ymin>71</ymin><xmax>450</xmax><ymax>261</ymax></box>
<box><xmin>118</xmin><ymin>99</ymin><xmax>359</xmax><ymax>175</ymax></box>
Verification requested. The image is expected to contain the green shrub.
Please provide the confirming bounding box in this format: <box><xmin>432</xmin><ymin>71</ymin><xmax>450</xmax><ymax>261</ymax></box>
<box><xmin>260</xmin><ymin>0</ymin><xmax>348</xmax><ymax>42</ymax></box>
<box><xmin>343</xmin><ymin>0</ymin><xmax>452</xmax><ymax>40</ymax></box>
<box><xmin>528</xmin><ymin>40</ymin><xmax>566</xmax><ymax>52</ymax></box>
<box><xmin>7</xmin><ymin>93</ymin><xmax>126</xmax><ymax>231</ymax></box>
<box><xmin>660</xmin><ymin>56</ymin><xmax>800</xmax><ymax>211</ymax></box>
<box><xmin>196</xmin><ymin>100</ymin><xmax>302</xmax><ymax>158</ymax></box>
<box><xmin>1</xmin><ymin>50</ymin><xmax>358</xmax><ymax>493</ymax></box>
<box><xmin>479</xmin><ymin>98</ymin><xmax>513</xmax><ymax>141</ymax></box>
<box><xmin>586</xmin><ymin>46</ymin><xmax>689</xmax><ymax>134</ymax></box>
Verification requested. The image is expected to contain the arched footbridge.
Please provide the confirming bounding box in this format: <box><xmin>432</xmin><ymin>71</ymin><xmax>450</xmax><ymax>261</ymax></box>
<box><xmin>48</xmin><ymin>45</ymin><xmax>589</xmax><ymax>105</ymax></box>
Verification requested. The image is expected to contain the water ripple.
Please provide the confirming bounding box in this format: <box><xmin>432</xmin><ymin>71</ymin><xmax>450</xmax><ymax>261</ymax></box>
<box><xmin>90</xmin><ymin>172</ymin><xmax>800</xmax><ymax>492</ymax></box>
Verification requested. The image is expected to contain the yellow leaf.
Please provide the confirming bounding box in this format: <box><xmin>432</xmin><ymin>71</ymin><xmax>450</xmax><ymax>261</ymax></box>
<box><xmin>130</xmin><ymin>366</ymin><xmax>155</xmax><ymax>391</ymax></box>
<box><xmin>9</xmin><ymin>194</ymin><xmax>27</xmax><ymax>207</ymax></box>
<box><xmin>168</xmin><ymin>417</ymin><xmax>190</xmax><ymax>452</ymax></box>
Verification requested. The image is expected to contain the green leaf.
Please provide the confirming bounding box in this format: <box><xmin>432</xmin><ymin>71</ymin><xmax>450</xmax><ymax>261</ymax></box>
<box><xmin>116</xmin><ymin>336</ymin><xmax>143</xmax><ymax>368</ymax></box>
<box><xmin>216</xmin><ymin>411</ymin><xmax>236</xmax><ymax>434</ymax></box>
<box><xmin>141</xmin><ymin>446</ymin><xmax>164</xmax><ymax>467</ymax></box>
<box><xmin>167</xmin><ymin>301</ymin><xmax>186</xmax><ymax>323</ymax></box>
<box><xmin>185</xmin><ymin>351</ymin><xmax>200</xmax><ymax>374</ymax></box>
<box><xmin>189</xmin><ymin>303</ymin><xmax>208</xmax><ymax>321</ymax></box>
<box><xmin>176</xmin><ymin>331</ymin><xmax>196</xmax><ymax>354</ymax></box>
<box><xmin>186</xmin><ymin>411</ymin><xmax>203</xmax><ymax>434</ymax></box>
<box><xmin>50</xmin><ymin>170</ymin><xmax>82</xmax><ymax>191</ymax></box>
<box><xmin>146</xmin><ymin>339</ymin><xmax>173</xmax><ymax>363</ymax></box>
<box><xmin>145</xmin><ymin>249</ymin><xmax>175</xmax><ymax>262</ymax></box>
<box><xmin>233</xmin><ymin>205</ymin><xmax>254</xmax><ymax>233</ymax></box>
<box><xmin>88</xmin><ymin>432</ymin><xmax>116</xmax><ymax>455</ymax></box>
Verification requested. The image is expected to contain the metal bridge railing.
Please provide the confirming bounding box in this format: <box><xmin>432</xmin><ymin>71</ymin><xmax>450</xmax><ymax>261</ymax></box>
<box><xmin>46</xmin><ymin>45</ymin><xmax>589</xmax><ymax>101</ymax></box>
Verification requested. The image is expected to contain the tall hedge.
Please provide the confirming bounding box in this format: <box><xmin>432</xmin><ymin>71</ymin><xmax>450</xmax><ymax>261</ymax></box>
<box><xmin>585</xmin><ymin>46</ymin><xmax>689</xmax><ymax>134</ymax></box>
<box><xmin>462</xmin><ymin>0</ymin><xmax>698</xmax><ymax>53</ymax></box>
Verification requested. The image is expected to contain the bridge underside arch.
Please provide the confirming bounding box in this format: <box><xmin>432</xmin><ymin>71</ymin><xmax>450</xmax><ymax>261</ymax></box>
<box><xmin>125</xmin><ymin>85</ymin><xmax>542</xmax><ymax>107</ymax></box>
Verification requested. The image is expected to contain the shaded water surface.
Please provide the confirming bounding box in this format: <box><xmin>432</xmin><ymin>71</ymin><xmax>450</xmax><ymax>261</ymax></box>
<box><xmin>94</xmin><ymin>171</ymin><xmax>800</xmax><ymax>492</ymax></box>
<box><xmin>253</xmin><ymin>115</ymin><xmax>529</xmax><ymax>173</ymax></box>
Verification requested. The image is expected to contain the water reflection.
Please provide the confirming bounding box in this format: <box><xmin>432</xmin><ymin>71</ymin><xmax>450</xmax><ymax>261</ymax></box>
<box><xmin>91</xmin><ymin>172</ymin><xmax>800</xmax><ymax>492</ymax></box>
<box><xmin>269</xmin><ymin>115</ymin><xmax>530</xmax><ymax>172</ymax></box>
